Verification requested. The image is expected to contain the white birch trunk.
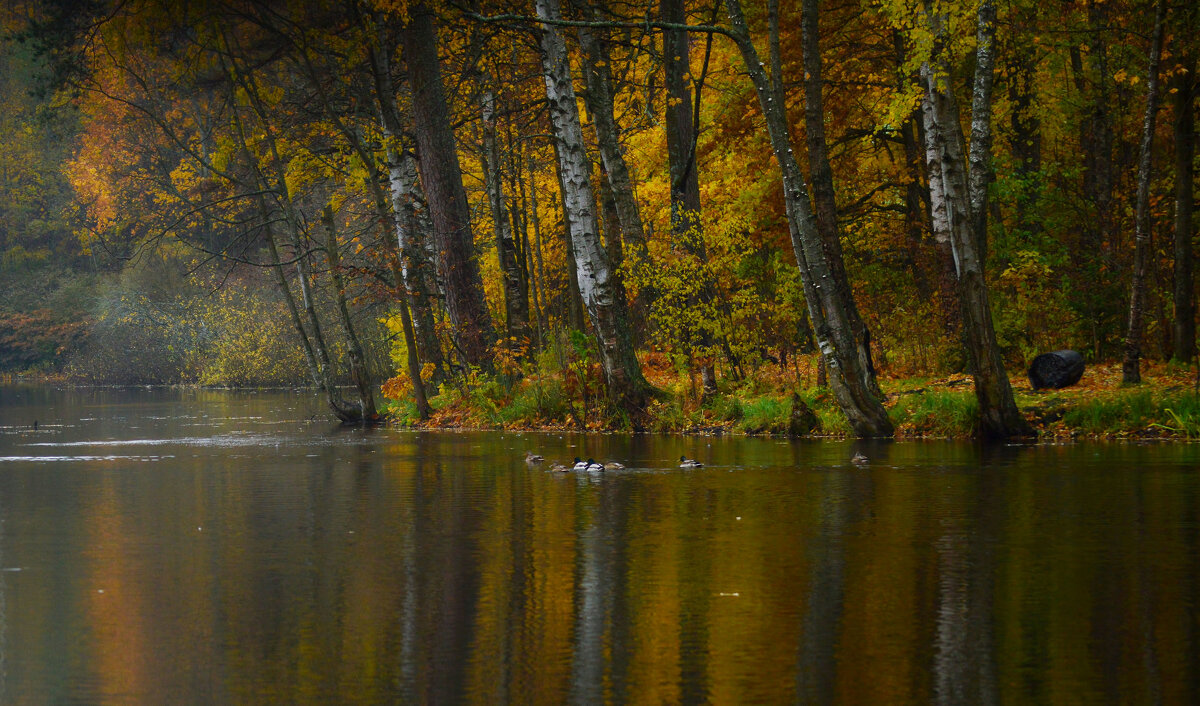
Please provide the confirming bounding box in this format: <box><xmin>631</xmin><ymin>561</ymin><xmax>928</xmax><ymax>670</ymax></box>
<box><xmin>535</xmin><ymin>0</ymin><xmax>648</xmax><ymax>416</ymax></box>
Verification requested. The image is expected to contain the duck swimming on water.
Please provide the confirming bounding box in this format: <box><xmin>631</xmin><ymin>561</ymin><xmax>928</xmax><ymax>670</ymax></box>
<box><xmin>679</xmin><ymin>456</ymin><xmax>702</xmax><ymax>469</ymax></box>
<box><xmin>573</xmin><ymin>457</ymin><xmax>589</xmax><ymax>471</ymax></box>
<box><xmin>525</xmin><ymin>451</ymin><xmax>545</xmax><ymax>465</ymax></box>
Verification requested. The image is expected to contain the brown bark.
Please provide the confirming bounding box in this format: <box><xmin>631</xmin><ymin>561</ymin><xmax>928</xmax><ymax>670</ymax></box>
<box><xmin>402</xmin><ymin>2</ymin><xmax>495</xmax><ymax>369</ymax></box>
<box><xmin>1123</xmin><ymin>0</ymin><xmax>1168</xmax><ymax>383</ymax></box>
<box><xmin>365</xmin><ymin>20</ymin><xmax>446</xmax><ymax>384</ymax></box>
<box><xmin>661</xmin><ymin>0</ymin><xmax>717</xmax><ymax>399</ymax></box>
<box><xmin>1069</xmin><ymin>2</ymin><xmax>1118</xmax><ymax>358</ymax></box>
<box><xmin>1173</xmin><ymin>23</ymin><xmax>1197</xmax><ymax>362</ymax></box>
<box><xmin>724</xmin><ymin>0</ymin><xmax>892</xmax><ymax>437</ymax></box>
<box><xmin>480</xmin><ymin>79</ymin><xmax>532</xmax><ymax>343</ymax></box>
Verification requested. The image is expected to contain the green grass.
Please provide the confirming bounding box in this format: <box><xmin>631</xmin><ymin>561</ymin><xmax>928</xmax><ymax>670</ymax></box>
<box><xmin>736</xmin><ymin>395</ymin><xmax>790</xmax><ymax>434</ymax></box>
<box><xmin>889</xmin><ymin>390</ymin><xmax>979</xmax><ymax>437</ymax></box>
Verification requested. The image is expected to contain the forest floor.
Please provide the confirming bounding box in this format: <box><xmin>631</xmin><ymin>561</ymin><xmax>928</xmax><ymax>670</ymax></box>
<box><xmin>409</xmin><ymin>354</ymin><xmax>1200</xmax><ymax>441</ymax></box>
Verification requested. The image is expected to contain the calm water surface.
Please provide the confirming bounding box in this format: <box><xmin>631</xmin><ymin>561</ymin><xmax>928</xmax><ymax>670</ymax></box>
<box><xmin>0</xmin><ymin>385</ymin><xmax>1198</xmax><ymax>704</ymax></box>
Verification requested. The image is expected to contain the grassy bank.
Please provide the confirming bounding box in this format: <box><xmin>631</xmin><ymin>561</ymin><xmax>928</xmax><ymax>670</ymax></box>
<box><xmin>384</xmin><ymin>352</ymin><xmax>1200</xmax><ymax>441</ymax></box>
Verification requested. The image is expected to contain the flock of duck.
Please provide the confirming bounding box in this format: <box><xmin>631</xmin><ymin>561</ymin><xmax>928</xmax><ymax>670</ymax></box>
<box><xmin>525</xmin><ymin>450</ymin><xmax>870</xmax><ymax>471</ymax></box>
<box><xmin>524</xmin><ymin>451</ymin><xmax>702</xmax><ymax>472</ymax></box>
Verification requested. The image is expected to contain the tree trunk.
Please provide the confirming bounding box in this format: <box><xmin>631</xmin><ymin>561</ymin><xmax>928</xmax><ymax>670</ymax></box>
<box><xmin>1172</xmin><ymin>29</ymin><xmax>1197</xmax><ymax>362</ymax></box>
<box><xmin>661</xmin><ymin>0</ymin><xmax>718</xmax><ymax>399</ymax></box>
<box><xmin>480</xmin><ymin>79</ymin><xmax>532</xmax><ymax>343</ymax></box>
<box><xmin>551</xmin><ymin>138</ymin><xmax>588</xmax><ymax>332</ymax></box>
<box><xmin>262</xmin><ymin>213</ymin><xmax>321</xmax><ymax>390</ymax></box>
<box><xmin>1122</xmin><ymin>0</ymin><xmax>1168</xmax><ymax>384</ymax></box>
<box><xmin>799</xmin><ymin>0</ymin><xmax>882</xmax><ymax>397</ymax></box>
<box><xmin>1069</xmin><ymin>2</ymin><xmax>1118</xmax><ymax>358</ymax></box>
<box><xmin>920</xmin><ymin>0</ymin><xmax>1032</xmax><ymax>439</ymax></box>
<box><xmin>1006</xmin><ymin>13</ymin><xmax>1042</xmax><ymax>240</ymax></box>
<box><xmin>574</xmin><ymin>14</ymin><xmax>649</xmax><ymax>260</ymax></box>
<box><xmin>724</xmin><ymin>0</ymin><xmax>892</xmax><ymax>437</ymax></box>
<box><xmin>223</xmin><ymin>53</ymin><xmax>358</xmax><ymax>421</ymax></box>
<box><xmin>401</xmin><ymin>2</ymin><xmax>495</xmax><ymax>369</ymax></box>
<box><xmin>535</xmin><ymin>0</ymin><xmax>651</xmax><ymax>420</ymax></box>
<box><xmin>320</xmin><ymin>205</ymin><xmax>379</xmax><ymax>423</ymax></box>
<box><xmin>365</xmin><ymin>21</ymin><xmax>447</xmax><ymax>384</ymax></box>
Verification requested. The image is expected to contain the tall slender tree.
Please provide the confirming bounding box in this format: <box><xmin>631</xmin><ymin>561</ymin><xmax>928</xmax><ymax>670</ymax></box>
<box><xmin>724</xmin><ymin>0</ymin><xmax>893</xmax><ymax>437</ymax></box>
<box><xmin>535</xmin><ymin>0</ymin><xmax>652</xmax><ymax>421</ymax></box>
<box><xmin>1122</xmin><ymin>0</ymin><xmax>1168</xmax><ymax>383</ymax></box>
<box><xmin>402</xmin><ymin>2</ymin><xmax>496</xmax><ymax>369</ymax></box>
<box><xmin>1172</xmin><ymin>2</ymin><xmax>1197</xmax><ymax>364</ymax></box>
<box><xmin>919</xmin><ymin>0</ymin><xmax>1032</xmax><ymax>438</ymax></box>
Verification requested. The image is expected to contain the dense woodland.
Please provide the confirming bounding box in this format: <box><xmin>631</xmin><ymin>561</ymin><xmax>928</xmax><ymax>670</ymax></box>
<box><xmin>0</xmin><ymin>0</ymin><xmax>1196</xmax><ymax>438</ymax></box>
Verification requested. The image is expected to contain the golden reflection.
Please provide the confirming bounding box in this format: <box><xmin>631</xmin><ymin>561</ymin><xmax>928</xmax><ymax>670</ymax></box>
<box><xmin>2</xmin><ymin>404</ymin><xmax>1197</xmax><ymax>704</ymax></box>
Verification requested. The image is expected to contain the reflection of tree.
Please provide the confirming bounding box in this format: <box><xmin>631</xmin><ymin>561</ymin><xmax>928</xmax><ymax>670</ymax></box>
<box><xmin>569</xmin><ymin>481</ymin><xmax>617</xmax><ymax>703</ymax></box>
<box><xmin>0</xmin><ymin>494</ymin><xmax>7</xmax><ymax>704</ymax></box>
<box><xmin>795</xmin><ymin>472</ymin><xmax>852</xmax><ymax>702</ymax></box>
<box><xmin>932</xmin><ymin>456</ymin><xmax>1002</xmax><ymax>706</ymax></box>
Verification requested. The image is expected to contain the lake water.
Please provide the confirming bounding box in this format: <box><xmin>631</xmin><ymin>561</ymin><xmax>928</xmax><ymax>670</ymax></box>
<box><xmin>0</xmin><ymin>386</ymin><xmax>1198</xmax><ymax>704</ymax></box>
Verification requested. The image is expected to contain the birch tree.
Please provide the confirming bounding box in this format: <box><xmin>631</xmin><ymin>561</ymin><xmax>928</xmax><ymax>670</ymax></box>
<box><xmin>724</xmin><ymin>0</ymin><xmax>893</xmax><ymax>437</ymax></box>
<box><xmin>535</xmin><ymin>0</ymin><xmax>652</xmax><ymax>420</ymax></box>
<box><xmin>919</xmin><ymin>0</ymin><xmax>1032</xmax><ymax>438</ymax></box>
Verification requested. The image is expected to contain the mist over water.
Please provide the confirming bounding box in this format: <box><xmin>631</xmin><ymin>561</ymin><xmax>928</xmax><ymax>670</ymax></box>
<box><xmin>1</xmin><ymin>386</ymin><xmax>1198</xmax><ymax>704</ymax></box>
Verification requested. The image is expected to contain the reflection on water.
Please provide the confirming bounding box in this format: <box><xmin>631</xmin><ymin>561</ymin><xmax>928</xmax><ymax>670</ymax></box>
<box><xmin>0</xmin><ymin>385</ymin><xmax>1199</xmax><ymax>703</ymax></box>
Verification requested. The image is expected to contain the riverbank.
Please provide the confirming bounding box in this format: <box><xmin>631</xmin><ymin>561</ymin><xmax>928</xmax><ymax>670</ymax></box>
<box><xmin>390</xmin><ymin>355</ymin><xmax>1200</xmax><ymax>441</ymax></box>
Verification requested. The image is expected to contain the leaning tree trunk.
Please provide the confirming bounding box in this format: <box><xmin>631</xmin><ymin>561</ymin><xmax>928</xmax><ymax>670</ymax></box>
<box><xmin>1172</xmin><ymin>50</ymin><xmax>1196</xmax><ymax>363</ymax></box>
<box><xmin>724</xmin><ymin>0</ymin><xmax>893</xmax><ymax>437</ymax></box>
<box><xmin>402</xmin><ymin>2</ymin><xmax>495</xmax><ymax>369</ymax></box>
<box><xmin>920</xmin><ymin>0</ymin><xmax>1032</xmax><ymax>439</ymax></box>
<box><xmin>535</xmin><ymin>0</ymin><xmax>651</xmax><ymax>420</ymax></box>
<box><xmin>799</xmin><ymin>0</ymin><xmax>881</xmax><ymax>397</ymax></box>
<box><xmin>321</xmin><ymin>205</ymin><xmax>379</xmax><ymax>423</ymax></box>
<box><xmin>1122</xmin><ymin>0</ymin><xmax>1167</xmax><ymax>384</ymax></box>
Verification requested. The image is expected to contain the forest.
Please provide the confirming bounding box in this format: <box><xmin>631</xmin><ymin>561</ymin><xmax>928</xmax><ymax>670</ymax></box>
<box><xmin>0</xmin><ymin>0</ymin><xmax>1196</xmax><ymax>439</ymax></box>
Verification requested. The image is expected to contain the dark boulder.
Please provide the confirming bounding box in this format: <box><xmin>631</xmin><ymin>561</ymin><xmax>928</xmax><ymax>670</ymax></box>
<box><xmin>1028</xmin><ymin>350</ymin><xmax>1085</xmax><ymax>390</ymax></box>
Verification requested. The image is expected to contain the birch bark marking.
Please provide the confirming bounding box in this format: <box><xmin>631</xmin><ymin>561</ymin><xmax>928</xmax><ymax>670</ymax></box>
<box><xmin>535</xmin><ymin>0</ymin><xmax>650</xmax><ymax>418</ymax></box>
<box><xmin>920</xmin><ymin>0</ymin><xmax>1032</xmax><ymax>439</ymax></box>
<box><xmin>575</xmin><ymin>18</ymin><xmax>649</xmax><ymax>259</ymax></box>
<box><xmin>366</xmin><ymin>26</ymin><xmax>446</xmax><ymax>382</ymax></box>
<box><xmin>724</xmin><ymin>0</ymin><xmax>892</xmax><ymax>437</ymax></box>
<box><xmin>1122</xmin><ymin>0</ymin><xmax>1168</xmax><ymax>383</ymax></box>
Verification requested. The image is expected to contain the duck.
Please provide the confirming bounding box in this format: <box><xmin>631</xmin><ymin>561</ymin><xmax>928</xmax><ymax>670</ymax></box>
<box><xmin>573</xmin><ymin>457</ymin><xmax>589</xmax><ymax>471</ymax></box>
<box><xmin>549</xmin><ymin>462</ymin><xmax>571</xmax><ymax>472</ymax></box>
<box><xmin>851</xmin><ymin>452</ymin><xmax>869</xmax><ymax>465</ymax></box>
<box><xmin>525</xmin><ymin>451</ymin><xmax>545</xmax><ymax>465</ymax></box>
<box><xmin>603</xmin><ymin>461</ymin><xmax>625</xmax><ymax>470</ymax></box>
<box><xmin>585</xmin><ymin>458</ymin><xmax>605</xmax><ymax>472</ymax></box>
<box><xmin>679</xmin><ymin>455</ymin><xmax>702</xmax><ymax>469</ymax></box>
